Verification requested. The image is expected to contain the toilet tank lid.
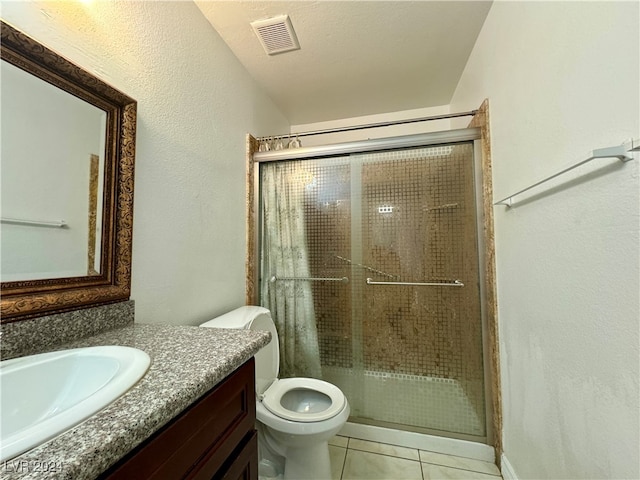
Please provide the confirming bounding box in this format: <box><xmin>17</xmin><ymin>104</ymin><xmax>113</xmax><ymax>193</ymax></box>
<box><xmin>200</xmin><ymin>306</ymin><xmax>271</xmax><ymax>329</ymax></box>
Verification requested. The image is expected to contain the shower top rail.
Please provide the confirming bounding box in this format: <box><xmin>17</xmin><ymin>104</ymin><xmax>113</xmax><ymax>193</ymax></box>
<box><xmin>494</xmin><ymin>142</ymin><xmax>637</xmax><ymax>207</ymax></box>
<box><xmin>256</xmin><ymin>110</ymin><xmax>478</xmax><ymax>142</ymax></box>
<box><xmin>366</xmin><ymin>278</ymin><xmax>464</xmax><ymax>287</ymax></box>
<box><xmin>270</xmin><ymin>275</ymin><xmax>349</xmax><ymax>284</ymax></box>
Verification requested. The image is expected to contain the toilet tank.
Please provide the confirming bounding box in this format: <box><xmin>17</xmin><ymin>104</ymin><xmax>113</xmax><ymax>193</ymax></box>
<box><xmin>200</xmin><ymin>306</ymin><xmax>279</xmax><ymax>395</ymax></box>
<box><xmin>200</xmin><ymin>305</ymin><xmax>268</xmax><ymax>329</ymax></box>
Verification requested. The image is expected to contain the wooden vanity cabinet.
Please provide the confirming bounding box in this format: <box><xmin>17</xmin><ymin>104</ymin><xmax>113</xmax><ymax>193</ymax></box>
<box><xmin>101</xmin><ymin>359</ymin><xmax>257</xmax><ymax>480</ymax></box>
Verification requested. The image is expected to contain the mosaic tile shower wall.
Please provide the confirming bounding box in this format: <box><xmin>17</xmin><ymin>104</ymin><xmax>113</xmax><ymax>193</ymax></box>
<box><xmin>260</xmin><ymin>143</ymin><xmax>486</xmax><ymax>438</ymax></box>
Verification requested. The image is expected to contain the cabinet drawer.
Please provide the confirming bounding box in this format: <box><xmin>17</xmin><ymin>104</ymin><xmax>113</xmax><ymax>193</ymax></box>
<box><xmin>102</xmin><ymin>359</ymin><xmax>256</xmax><ymax>479</ymax></box>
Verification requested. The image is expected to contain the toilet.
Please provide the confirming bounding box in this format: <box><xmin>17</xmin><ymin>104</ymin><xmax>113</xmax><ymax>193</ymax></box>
<box><xmin>200</xmin><ymin>306</ymin><xmax>350</xmax><ymax>480</ymax></box>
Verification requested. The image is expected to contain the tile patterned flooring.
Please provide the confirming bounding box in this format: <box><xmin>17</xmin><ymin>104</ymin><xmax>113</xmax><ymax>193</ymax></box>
<box><xmin>328</xmin><ymin>436</ymin><xmax>503</xmax><ymax>480</ymax></box>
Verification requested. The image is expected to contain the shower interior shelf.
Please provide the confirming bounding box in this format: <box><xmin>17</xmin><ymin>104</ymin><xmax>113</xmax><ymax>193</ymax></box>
<box><xmin>494</xmin><ymin>140</ymin><xmax>638</xmax><ymax>207</ymax></box>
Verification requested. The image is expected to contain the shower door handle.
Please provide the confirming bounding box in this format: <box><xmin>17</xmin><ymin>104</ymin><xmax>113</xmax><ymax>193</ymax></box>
<box><xmin>365</xmin><ymin>278</ymin><xmax>464</xmax><ymax>287</ymax></box>
<box><xmin>270</xmin><ymin>276</ymin><xmax>349</xmax><ymax>284</ymax></box>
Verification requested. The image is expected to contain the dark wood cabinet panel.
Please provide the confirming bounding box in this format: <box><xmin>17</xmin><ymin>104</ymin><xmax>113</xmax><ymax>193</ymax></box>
<box><xmin>189</xmin><ymin>430</ymin><xmax>257</xmax><ymax>480</ymax></box>
<box><xmin>101</xmin><ymin>359</ymin><xmax>257</xmax><ymax>480</ymax></box>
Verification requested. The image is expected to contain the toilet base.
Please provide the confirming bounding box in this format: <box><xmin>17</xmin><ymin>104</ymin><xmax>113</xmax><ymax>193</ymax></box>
<box><xmin>257</xmin><ymin>423</ymin><xmax>333</xmax><ymax>480</ymax></box>
<box><xmin>255</xmin><ymin>394</ymin><xmax>350</xmax><ymax>480</ymax></box>
<box><xmin>283</xmin><ymin>441</ymin><xmax>331</xmax><ymax>480</ymax></box>
<box><xmin>257</xmin><ymin>425</ymin><xmax>286</xmax><ymax>479</ymax></box>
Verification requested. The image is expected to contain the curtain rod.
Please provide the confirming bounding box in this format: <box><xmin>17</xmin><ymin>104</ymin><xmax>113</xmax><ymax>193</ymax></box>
<box><xmin>256</xmin><ymin>110</ymin><xmax>477</xmax><ymax>141</ymax></box>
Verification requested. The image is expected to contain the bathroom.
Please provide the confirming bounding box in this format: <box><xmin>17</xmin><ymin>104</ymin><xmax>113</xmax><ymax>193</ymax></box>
<box><xmin>0</xmin><ymin>1</ymin><xmax>638</xmax><ymax>479</ymax></box>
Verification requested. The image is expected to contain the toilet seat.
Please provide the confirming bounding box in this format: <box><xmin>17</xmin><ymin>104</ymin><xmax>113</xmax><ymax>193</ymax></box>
<box><xmin>262</xmin><ymin>378</ymin><xmax>346</xmax><ymax>423</ymax></box>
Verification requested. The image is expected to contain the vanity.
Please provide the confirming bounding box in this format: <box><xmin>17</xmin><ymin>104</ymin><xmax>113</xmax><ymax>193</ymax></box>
<box><xmin>1</xmin><ymin>320</ymin><xmax>270</xmax><ymax>479</ymax></box>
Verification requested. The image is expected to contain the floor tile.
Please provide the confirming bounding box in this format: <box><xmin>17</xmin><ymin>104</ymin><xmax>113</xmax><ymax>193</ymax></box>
<box><xmin>349</xmin><ymin>438</ymin><xmax>420</xmax><ymax>461</ymax></box>
<box><xmin>329</xmin><ymin>435</ymin><xmax>349</xmax><ymax>448</ymax></box>
<box><xmin>423</xmin><ymin>463</ymin><xmax>502</xmax><ymax>480</ymax></box>
<box><xmin>419</xmin><ymin>451</ymin><xmax>501</xmax><ymax>476</ymax></box>
<box><xmin>329</xmin><ymin>445</ymin><xmax>347</xmax><ymax>480</ymax></box>
<box><xmin>342</xmin><ymin>449</ymin><xmax>423</xmax><ymax>480</ymax></box>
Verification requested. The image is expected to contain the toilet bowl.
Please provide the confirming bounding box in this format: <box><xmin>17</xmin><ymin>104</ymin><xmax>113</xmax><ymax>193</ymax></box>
<box><xmin>200</xmin><ymin>306</ymin><xmax>349</xmax><ymax>480</ymax></box>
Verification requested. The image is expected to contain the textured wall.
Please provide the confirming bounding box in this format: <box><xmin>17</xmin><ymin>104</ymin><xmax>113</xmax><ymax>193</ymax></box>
<box><xmin>450</xmin><ymin>2</ymin><xmax>640</xmax><ymax>478</ymax></box>
<box><xmin>0</xmin><ymin>1</ymin><xmax>289</xmax><ymax>325</ymax></box>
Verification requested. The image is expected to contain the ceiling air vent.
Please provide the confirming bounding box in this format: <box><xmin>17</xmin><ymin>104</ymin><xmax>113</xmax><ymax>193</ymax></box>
<box><xmin>251</xmin><ymin>15</ymin><xmax>300</xmax><ymax>55</ymax></box>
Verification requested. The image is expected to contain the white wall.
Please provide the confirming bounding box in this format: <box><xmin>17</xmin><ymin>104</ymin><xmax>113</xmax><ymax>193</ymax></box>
<box><xmin>450</xmin><ymin>2</ymin><xmax>639</xmax><ymax>478</ymax></box>
<box><xmin>0</xmin><ymin>1</ymin><xmax>289</xmax><ymax>324</ymax></box>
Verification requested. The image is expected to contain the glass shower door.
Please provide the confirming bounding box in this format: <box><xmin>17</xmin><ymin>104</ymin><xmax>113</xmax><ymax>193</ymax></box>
<box><xmin>260</xmin><ymin>142</ymin><xmax>486</xmax><ymax>440</ymax></box>
<box><xmin>351</xmin><ymin>143</ymin><xmax>486</xmax><ymax>438</ymax></box>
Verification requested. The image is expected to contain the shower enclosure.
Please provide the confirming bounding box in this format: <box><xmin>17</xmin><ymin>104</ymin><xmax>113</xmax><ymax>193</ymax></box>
<box><xmin>256</xmin><ymin>130</ymin><xmax>489</xmax><ymax>442</ymax></box>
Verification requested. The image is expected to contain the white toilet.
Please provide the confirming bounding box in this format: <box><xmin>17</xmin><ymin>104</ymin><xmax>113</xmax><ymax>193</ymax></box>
<box><xmin>200</xmin><ymin>306</ymin><xmax>350</xmax><ymax>480</ymax></box>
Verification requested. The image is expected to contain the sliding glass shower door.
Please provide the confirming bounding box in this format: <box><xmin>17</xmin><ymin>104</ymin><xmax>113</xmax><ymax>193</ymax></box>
<box><xmin>260</xmin><ymin>142</ymin><xmax>486</xmax><ymax>440</ymax></box>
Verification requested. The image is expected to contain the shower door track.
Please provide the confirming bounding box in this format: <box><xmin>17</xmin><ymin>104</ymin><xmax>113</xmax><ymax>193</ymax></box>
<box><xmin>253</xmin><ymin>128</ymin><xmax>480</xmax><ymax>163</ymax></box>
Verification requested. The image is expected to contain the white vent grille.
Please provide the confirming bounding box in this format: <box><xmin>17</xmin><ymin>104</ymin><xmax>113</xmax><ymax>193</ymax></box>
<box><xmin>251</xmin><ymin>15</ymin><xmax>300</xmax><ymax>55</ymax></box>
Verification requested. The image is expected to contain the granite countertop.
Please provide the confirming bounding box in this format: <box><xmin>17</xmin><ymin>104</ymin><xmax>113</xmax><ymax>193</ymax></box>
<box><xmin>1</xmin><ymin>323</ymin><xmax>270</xmax><ymax>480</ymax></box>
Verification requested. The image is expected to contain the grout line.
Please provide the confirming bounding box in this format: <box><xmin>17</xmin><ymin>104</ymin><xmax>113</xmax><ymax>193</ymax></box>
<box><xmin>347</xmin><ymin>437</ymin><xmax>421</xmax><ymax>462</ymax></box>
<box><xmin>419</xmin><ymin>448</ymin><xmax>502</xmax><ymax>475</ymax></box>
<box><xmin>340</xmin><ymin>437</ymin><xmax>350</xmax><ymax>480</ymax></box>
<box><xmin>346</xmin><ymin>445</ymin><xmax>421</xmax><ymax>463</ymax></box>
<box><xmin>419</xmin><ymin>447</ymin><xmax>498</xmax><ymax>464</ymax></box>
<box><xmin>348</xmin><ymin>448</ymin><xmax>421</xmax><ymax>463</ymax></box>
<box><xmin>419</xmin><ymin>459</ymin><xmax>503</xmax><ymax>478</ymax></box>
<box><xmin>339</xmin><ymin>449</ymin><xmax>347</xmax><ymax>480</ymax></box>
<box><xmin>340</xmin><ymin>436</ymin><xmax>503</xmax><ymax>479</ymax></box>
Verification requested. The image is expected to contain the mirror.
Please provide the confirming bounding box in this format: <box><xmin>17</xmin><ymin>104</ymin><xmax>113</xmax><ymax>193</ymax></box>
<box><xmin>0</xmin><ymin>20</ymin><xmax>137</xmax><ymax>321</ymax></box>
<box><xmin>1</xmin><ymin>60</ymin><xmax>108</xmax><ymax>281</ymax></box>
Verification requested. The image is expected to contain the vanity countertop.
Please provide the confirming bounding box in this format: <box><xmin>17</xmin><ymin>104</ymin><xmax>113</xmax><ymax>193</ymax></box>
<box><xmin>1</xmin><ymin>323</ymin><xmax>270</xmax><ymax>480</ymax></box>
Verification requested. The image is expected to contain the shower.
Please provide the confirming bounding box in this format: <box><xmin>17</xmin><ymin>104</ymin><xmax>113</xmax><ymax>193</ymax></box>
<box><xmin>252</xmin><ymin>127</ymin><xmax>493</xmax><ymax>445</ymax></box>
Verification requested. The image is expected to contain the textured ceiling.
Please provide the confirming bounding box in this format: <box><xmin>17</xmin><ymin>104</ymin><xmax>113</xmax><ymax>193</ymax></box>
<box><xmin>195</xmin><ymin>1</ymin><xmax>492</xmax><ymax>125</ymax></box>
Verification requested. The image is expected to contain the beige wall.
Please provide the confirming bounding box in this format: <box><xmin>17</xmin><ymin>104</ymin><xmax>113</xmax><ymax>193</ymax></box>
<box><xmin>0</xmin><ymin>1</ymin><xmax>289</xmax><ymax>325</ymax></box>
<box><xmin>450</xmin><ymin>2</ymin><xmax>639</xmax><ymax>478</ymax></box>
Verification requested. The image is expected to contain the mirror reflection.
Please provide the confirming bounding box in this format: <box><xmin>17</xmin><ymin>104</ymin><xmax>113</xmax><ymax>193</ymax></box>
<box><xmin>0</xmin><ymin>59</ymin><xmax>107</xmax><ymax>282</ymax></box>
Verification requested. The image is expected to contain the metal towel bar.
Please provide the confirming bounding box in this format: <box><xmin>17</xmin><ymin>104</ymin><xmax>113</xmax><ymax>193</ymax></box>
<box><xmin>1</xmin><ymin>217</ymin><xmax>67</xmax><ymax>228</ymax></box>
<box><xmin>494</xmin><ymin>144</ymin><xmax>635</xmax><ymax>207</ymax></box>
<box><xmin>270</xmin><ymin>275</ymin><xmax>349</xmax><ymax>284</ymax></box>
<box><xmin>366</xmin><ymin>278</ymin><xmax>464</xmax><ymax>287</ymax></box>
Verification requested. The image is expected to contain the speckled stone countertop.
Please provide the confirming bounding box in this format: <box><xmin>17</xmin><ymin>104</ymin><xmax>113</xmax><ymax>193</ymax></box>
<box><xmin>1</xmin><ymin>323</ymin><xmax>270</xmax><ymax>480</ymax></box>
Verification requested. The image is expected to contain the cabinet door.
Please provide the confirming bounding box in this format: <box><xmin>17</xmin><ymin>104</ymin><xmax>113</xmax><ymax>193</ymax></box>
<box><xmin>221</xmin><ymin>431</ymin><xmax>258</xmax><ymax>480</ymax></box>
<box><xmin>188</xmin><ymin>430</ymin><xmax>258</xmax><ymax>480</ymax></box>
<box><xmin>101</xmin><ymin>359</ymin><xmax>256</xmax><ymax>479</ymax></box>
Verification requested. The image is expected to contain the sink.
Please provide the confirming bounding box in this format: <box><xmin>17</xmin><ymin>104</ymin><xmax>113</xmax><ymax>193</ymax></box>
<box><xmin>0</xmin><ymin>345</ymin><xmax>150</xmax><ymax>461</ymax></box>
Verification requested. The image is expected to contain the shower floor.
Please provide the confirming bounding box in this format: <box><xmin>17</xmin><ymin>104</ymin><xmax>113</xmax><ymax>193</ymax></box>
<box><xmin>322</xmin><ymin>366</ymin><xmax>485</xmax><ymax>439</ymax></box>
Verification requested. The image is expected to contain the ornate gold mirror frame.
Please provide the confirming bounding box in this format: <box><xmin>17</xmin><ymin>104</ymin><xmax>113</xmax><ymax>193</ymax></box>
<box><xmin>0</xmin><ymin>20</ymin><xmax>137</xmax><ymax>322</ymax></box>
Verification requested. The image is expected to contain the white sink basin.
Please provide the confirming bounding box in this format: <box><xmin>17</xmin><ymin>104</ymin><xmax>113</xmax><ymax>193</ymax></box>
<box><xmin>0</xmin><ymin>345</ymin><xmax>150</xmax><ymax>461</ymax></box>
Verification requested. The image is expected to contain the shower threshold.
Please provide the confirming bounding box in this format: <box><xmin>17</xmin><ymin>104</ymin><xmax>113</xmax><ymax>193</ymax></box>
<box><xmin>346</xmin><ymin>416</ymin><xmax>486</xmax><ymax>444</ymax></box>
<box><xmin>322</xmin><ymin>366</ymin><xmax>486</xmax><ymax>440</ymax></box>
<box><xmin>338</xmin><ymin>421</ymin><xmax>494</xmax><ymax>464</ymax></box>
